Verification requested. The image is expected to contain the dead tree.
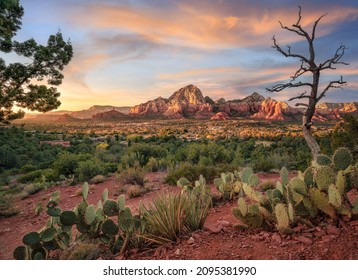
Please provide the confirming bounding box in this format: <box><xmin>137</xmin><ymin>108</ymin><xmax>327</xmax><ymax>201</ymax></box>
<box><xmin>267</xmin><ymin>6</ymin><xmax>348</xmax><ymax>159</ymax></box>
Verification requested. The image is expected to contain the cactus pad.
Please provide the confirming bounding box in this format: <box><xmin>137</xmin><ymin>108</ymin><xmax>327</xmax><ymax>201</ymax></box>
<box><xmin>22</xmin><ymin>232</ymin><xmax>40</xmax><ymax>246</ymax></box>
<box><xmin>316</xmin><ymin>154</ymin><xmax>332</xmax><ymax>166</ymax></box>
<box><xmin>60</xmin><ymin>210</ymin><xmax>77</xmax><ymax>226</ymax></box>
<box><xmin>248</xmin><ymin>174</ymin><xmax>259</xmax><ymax>187</ymax></box>
<box><xmin>333</xmin><ymin>147</ymin><xmax>353</xmax><ymax>171</ymax></box>
<box><xmin>103</xmin><ymin>200</ymin><xmax>119</xmax><ymax>216</ymax></box>
<box><xmin>303</xmin><ymin>166</ymin><xmax>315</xmax><ymax>187</ymax></box>
<box><xmin>280</xmin><ymin>167</ymin><xmax>289</xmax><ymax>186</ymax></box>
<box><xmin>101</xmin><ymin>219</ymin><xmax>119</xmax><ymax>236</ymax></box>
<box><xmin>275</xmin><ymin>203</ymin><xmax>290</xmax><ymax>231</ymax></box>
<box><xmin>13</xmin><ymin>246</ymin><xmax>28</xmax><ymax>260</ymax></box>
<box><xmin>308</xmin><ymin>188</ymin><xmax>336</xmax><ymax>219</ymax></box>
<box><xmin>328</xmin><ymin>185</ymin><xmax>342</xmax><ymax>208</ymax></box>
<box><xmin>315</xmin><ymin>166</ymin><xmax>336</xmax><ymax>191</ymax></box>
<box><xmin>241</xmin><ymin>167</ymin><xmax>254</xmax><ymax>184</ymax></box>
<box><xmin>41</xmin><ymin>227</ymin><xmax>57</xmax><ymax>242</ymax></box>
<box><xmin>85</xmin><ymin>205</ymin><xmax>97</xmax><ymax>224</ymax></box>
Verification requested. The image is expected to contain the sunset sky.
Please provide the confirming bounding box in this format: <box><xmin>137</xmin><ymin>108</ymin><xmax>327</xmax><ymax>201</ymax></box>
<box><xmin>11</xmin><ymin>0</ymin><xmax>358</xmax><ymax>111</ymax></box>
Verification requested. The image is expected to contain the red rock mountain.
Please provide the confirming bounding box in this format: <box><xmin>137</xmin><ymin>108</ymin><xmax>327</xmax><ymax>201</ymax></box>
<box><xmin>129</xmin><ymin>85</ymin><xmax>213</xmax><ymax>118</ymax></box>
<box><xmin>129</xmin><ymin>84</ymin><xmax>357</xmax><ymax>121</ymax></box>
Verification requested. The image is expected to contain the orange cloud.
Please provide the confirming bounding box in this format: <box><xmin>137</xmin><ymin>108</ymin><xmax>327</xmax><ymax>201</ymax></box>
<box><xmin>67</xmin><ymin>3</ymin><xmax>358</xmax><ymax>49</ymax></box>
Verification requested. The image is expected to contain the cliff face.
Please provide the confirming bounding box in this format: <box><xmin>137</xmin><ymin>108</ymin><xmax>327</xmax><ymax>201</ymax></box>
<box><xmin>129</xmin><ymin>85</ymin><xmax>213</xmax><ymax>118</ymax></box>
<box><xmin>129</xmin><ymin>84</ymin><xmax>356</xmax><ymax>121</ymax></box>
<box><xmin>252</xmin><ymin>98</ymin><xmax>302</xmax><ymax>120</ymax></box>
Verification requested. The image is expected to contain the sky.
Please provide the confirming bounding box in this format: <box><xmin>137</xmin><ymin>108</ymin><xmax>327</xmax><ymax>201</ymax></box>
<box><xmin>10</xmin><ymin>0</ymin><xmax>358</xmax><ymax>111</ymax></box>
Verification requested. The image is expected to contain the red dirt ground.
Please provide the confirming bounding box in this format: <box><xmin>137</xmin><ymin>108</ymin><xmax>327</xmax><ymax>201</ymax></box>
<box><xmin>0</xmin><ymin>172</ymin><xmax>357</xmax><ymax>260</ymax></box>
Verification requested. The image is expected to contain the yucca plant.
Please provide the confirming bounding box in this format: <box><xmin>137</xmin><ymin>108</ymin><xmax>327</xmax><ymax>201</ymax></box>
<box><xmin>139</xmin><ymin>192</ymin><xmax>186</xmax><ymax>245</ymax></box>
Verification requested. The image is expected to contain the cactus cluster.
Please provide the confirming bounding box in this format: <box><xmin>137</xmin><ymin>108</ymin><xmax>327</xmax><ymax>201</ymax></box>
<box><xmin>14</xmin><ymin>182</ymin><xmax>142</xmax><ymax>259</ymax></box>
<box><xmin>214</xmin><ymin>172</ymin><xmax>242</xmax><ymax>200</ymax></box>
<box><xmin>232</xmin><ymin>148</ymin><xmax>358</xmax><ymax>234</ymax></box>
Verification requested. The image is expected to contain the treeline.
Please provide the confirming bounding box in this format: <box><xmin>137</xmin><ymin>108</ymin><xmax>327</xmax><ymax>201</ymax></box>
<box><xmin>1</xmin><ymin>115</ymin><xmax>357</xmax><ymax>188</ymax></box>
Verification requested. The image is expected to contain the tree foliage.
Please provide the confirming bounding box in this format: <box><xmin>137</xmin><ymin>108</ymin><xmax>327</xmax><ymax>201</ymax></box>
<box><xmin>0</xmin><ymin>0</ymin><xmax>73</xmax><ymax>124</ymax></box>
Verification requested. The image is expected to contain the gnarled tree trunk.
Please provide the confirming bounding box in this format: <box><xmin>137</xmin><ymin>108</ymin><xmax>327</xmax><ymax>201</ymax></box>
<box><xmin>302</xmin><ymin>116</ymin><xmax>320</xmax><ymax>160</ymax></box>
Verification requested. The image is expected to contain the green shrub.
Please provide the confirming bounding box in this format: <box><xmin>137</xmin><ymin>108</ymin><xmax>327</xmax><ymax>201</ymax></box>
<box><xmin>75</xmin><ymin>160</ymin><xmax>104</xmax><ymax>182</ymax></box>
<box><xmin>52</xmin><ymin>153</ymin><xmax>79</xmax><ymax>176</ymax></box>
<box><xmin>17</xmin><ymin>170</ymin><xmax>43</xmax><ymax>183</ymax></box>
<box><xmin>19</xmin><ymin>165</ymin><xmax>37</xmax><ymax>173</ymax></box>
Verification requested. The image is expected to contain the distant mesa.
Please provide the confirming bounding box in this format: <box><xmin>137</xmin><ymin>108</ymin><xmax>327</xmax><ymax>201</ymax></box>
<box><xmin>92</xmin><ymin>108</ymin><xmax>130</xmax><ymax>120</ymax></box>
<box><xmin>58</xmin><ymin>114</ymin><xmax>78</xmax><ymax>122</ymax></box>
<box><xmin>211</xmin><ymin>112</ymin><xmax>231</xmax><ymax>120</ymax></box>
<box><xmin>70</xmin><ymin>105</ymin><xmax>131</xmax><ymax>119</ymax></box>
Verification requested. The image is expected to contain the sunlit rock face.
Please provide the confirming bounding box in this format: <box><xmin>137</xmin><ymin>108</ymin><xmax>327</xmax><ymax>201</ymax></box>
<box><xmin>211</xmin><ymin>111</ymin><xmax>231</xmax><ymax>120</ymax></box>
<box><xmin>129</xmin><ymin>85</ymin><xmax>357</xmax><ymax>121</ymax></box>
<box><xmin>251</xmin><ymin>98</ymin><xmax>302</xmax><ymax>120</ymax></box>
<box><xmin>130</xmin><ymin>84</ymin><xmax>213</xmax><ymax>118</ymax></box>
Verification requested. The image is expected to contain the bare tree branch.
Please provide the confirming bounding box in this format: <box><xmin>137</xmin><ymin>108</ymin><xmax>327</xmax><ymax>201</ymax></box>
<box><xmin>267</xmin><ymin>81</ymin><xmax>312</xmax><ymax>93</ymax></box>
<box><xmin>320</xmin><ymin>45</ymin><xmax>349</xmax><ymax>70</ymax></box>
<box><xmin>295</xmin><ymin>103</ymin><xmax>309</xmax><ymax>107</ymax></box>
<box><xmin>288</xmin><ymin>91</ymin><xmax>310</xmax><ymax>101</ymax></box>
<box><xmin>317</xmin><ymin>76</ymin><xmax>347</xmax><ymax>102</ymax></box>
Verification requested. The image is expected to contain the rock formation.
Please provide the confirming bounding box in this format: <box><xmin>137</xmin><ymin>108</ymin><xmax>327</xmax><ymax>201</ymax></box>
<box><xmin>211</xmin><ymin>112</ymin><xmax>231</xmax><ymax>120</ymax></box>
<box><xmin>92</xmin><ymin>109</ymin><xmax>129</xmax><ymax>120</ymax></box>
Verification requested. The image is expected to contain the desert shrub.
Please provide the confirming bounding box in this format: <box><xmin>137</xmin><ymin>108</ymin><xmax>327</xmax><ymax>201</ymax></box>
<box><xmin>17</xmin><ymin>170</ymin><xmax>43</xmax><ymax>183</ymax></box>
<box><xmin>165</xmin><ymin>162</ymin><xmax>223</xmax><ymax>185</ymax></box>
<box><xmin>18</xmin><ymin>184</ymin><xmax>43</xmax><ymax>199</ymax></box>
<box><xmin>145</xmin><ymin>157</ymin><xmax>167</xmax><ymax>172</ymax></box>
<box><xmin>118</xmin><ymin>166</ymin><xmax>145</xmax><ymax>187</ymax></box>
<box><xmin>90</xmin><ymin>175</ymin><xmax>105</xmax><ymax>184</ymax></box>
<box><xmin>126</xmin><ymin>185</ymin><xmax>149</xmax><ymax>198</ymax></box>
<box><xmin>75</xmin><ymin>160</ymin><xmax>104</xmax><ymax>182</ymax></box>
<box><xmin>60</xmin><ymin>242</ymin><xmax>101</xmax><ymax>260</ymax></box>
<box><xmin>0</xmin><ymin>195</ymin><xmax>19</xmax><ymax>217</ymax></box>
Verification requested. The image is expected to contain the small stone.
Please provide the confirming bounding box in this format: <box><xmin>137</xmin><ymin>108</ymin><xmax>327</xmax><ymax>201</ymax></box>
<box><xmin>220</xmin><ymin>220</ymin><xmax>231</xmax><ymax>227</ymax></box>
<box><xmin>272</xmin><ymin>233</ymin><xmax>282</xmax><ymax>244</ymax></box>
<box><xmin>250</xmin><ymin>235</ymin><xmax>261</xmax><ymax>242</ymax></box>
<box><xmin>187</xmin><ymin>237</ymin><xmax>195</xmax><ymax>245</ymax></box>
<box><xmin>295</xmin><ymin>236</ymin><xmax>313</xmax><ymax>245</ymax></box>
<box><xmin>204</xmin><ymin>224</ymin><xmax>222</xmax><ymax>234</ymax></box>
<box><xmin>326</xmin><ymin>225</ymin><xmax>340</xmax><ymax>236</ymax></box>
<box><xmin>174</xmin><ymin>249</ymin><xmax>181</xmax><ymax>256</ymax></box>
